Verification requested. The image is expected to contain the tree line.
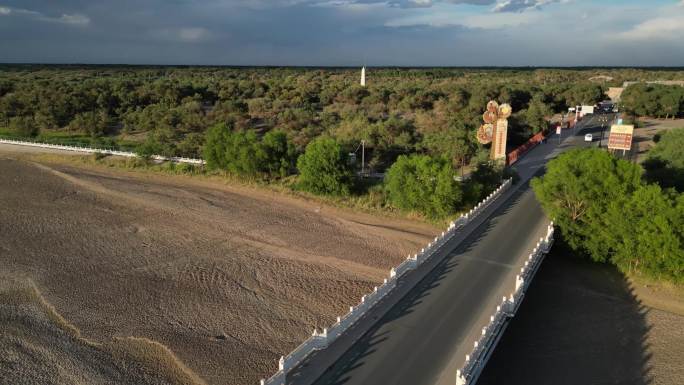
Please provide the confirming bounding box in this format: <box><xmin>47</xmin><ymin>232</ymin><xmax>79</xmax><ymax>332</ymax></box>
<box><xmin>3</xmin><ymin>65</ymin><xmax>682</xmax><ymax>220</ymax></box>
<box><xmin>0</xmin><ymin>66</ymin><xmax>612</xmax><ymax>166</ymax></box>
<box><xmin>620</xmin><ymin>83</ymin><xmax>684</xmax><ymax>119</ymax></box>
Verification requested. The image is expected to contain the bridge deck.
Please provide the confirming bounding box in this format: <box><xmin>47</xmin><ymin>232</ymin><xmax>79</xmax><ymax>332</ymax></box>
<box><xmin>286</xmin><ymin>115</ymin><xmax>606</xmax><ymax>385</ymax></box>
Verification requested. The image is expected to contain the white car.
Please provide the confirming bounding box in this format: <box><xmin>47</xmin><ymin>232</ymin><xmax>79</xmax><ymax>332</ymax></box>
<box><xmin>584</xmin><ymin>134</ymin><xmax>593</xmax><ymax>142</ymax></box>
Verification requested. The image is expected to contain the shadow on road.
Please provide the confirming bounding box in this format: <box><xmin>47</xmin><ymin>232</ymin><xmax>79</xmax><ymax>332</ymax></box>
<box><xmin>478</xmin><ymin>239</ymin><xmax>652</xmax><ymax>385</ymax></box>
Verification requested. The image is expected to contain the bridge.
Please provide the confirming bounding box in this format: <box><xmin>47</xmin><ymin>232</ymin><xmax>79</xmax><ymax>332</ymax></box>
<box><xmin>261</xmin><ymin>114</ymin><xmax>611</xmax><ymax>385</ymax></box>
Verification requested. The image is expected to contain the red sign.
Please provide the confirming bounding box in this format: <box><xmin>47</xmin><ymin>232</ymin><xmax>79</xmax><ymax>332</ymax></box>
<box><xmin>608</xmin><ymin>133</ymin><xmax>633</xmax><ymax>151</ymax></box>
<box><xmin>607</xmin><ymin>124</ymin><xmax>634</xmax><ymax>151</ymax></box>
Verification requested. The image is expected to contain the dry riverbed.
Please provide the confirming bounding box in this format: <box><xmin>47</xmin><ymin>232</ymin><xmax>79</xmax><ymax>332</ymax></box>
<box><xmin>0</xmin><ymin>150</ymin><xmax>437</xmax><ymax>385</ymax></box>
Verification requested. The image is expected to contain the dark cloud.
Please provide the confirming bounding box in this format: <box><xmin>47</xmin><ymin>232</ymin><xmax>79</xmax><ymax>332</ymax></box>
<box><xmin>0</xmin><ymin>0</ymin><xmax>682</xmax><ymax>66</ymax></box>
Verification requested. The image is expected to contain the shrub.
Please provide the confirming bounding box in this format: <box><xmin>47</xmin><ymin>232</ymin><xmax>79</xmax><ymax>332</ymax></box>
<box><xmin>203</xmin><ymin>123</ymin><xmax>295</xmax><ymax>179</ymax></box>
<box><xmin>296</xmin><ymin>137</ymin><xmax>353</xmax><ymax>195</ymax></box>
<box><xmin>385</xmin><ymin>154</ymin><xmax>462</xmax><ymax>219</ymax></box>
<box><xmin>9</xmin><ymin>116</ymin><xmax>39</xmax><ymax>137</ymax></box>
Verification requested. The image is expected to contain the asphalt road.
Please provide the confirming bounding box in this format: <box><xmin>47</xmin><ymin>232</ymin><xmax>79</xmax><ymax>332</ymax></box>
<box><xmin>311</xmin><ymin>182</ymin><xmax>548</xmax><ymax>385</ymax></box>
<box><xmin>289</xmin><ymin>116</ymin><xmax>614</xmax><ymax>385</ymax></box>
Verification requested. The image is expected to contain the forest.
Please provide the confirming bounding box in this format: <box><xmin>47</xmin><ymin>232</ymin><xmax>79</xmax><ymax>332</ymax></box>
<box><xmin>1</xmin><ymin>65</ymin><xmax>683</xmax><ymax>219</ymax></box>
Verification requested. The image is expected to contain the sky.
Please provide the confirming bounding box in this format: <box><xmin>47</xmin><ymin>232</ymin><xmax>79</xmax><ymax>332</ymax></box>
<box><xmin>1</xmin><ymin>0</ymin><xmax>683</xmax><ymax>66</ymax></box>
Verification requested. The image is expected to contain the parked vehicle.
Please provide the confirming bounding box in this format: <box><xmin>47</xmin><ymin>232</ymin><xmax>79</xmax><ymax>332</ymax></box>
<box><xmin>584</xmin><ymin>134</ymin><xmax>593</xmax><ymax>142</ymax></box>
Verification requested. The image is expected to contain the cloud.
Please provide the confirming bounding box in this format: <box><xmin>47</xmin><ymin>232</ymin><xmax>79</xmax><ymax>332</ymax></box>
<box><xmin>0</xmin><ymin>5</ymin><xmax>89</xmax><ymax>26</ymax></box>
<box><xmin>51</xmin><ymin>13</ymin><xmax>90</xmax><ymax>26</ymax></box>
<box><xmin>492</xmin><ymin>0</ymin><xmax>560</xmax><ymax>12</ymax></box>
<box><xmin>615</xmin><ymin>17</ymin><xmax>684</xmax><ymax>41</ymax></box>
<box><xmin>178</xmin><ymin>27</ymin><xmax>211</xmax><ymax>42</ymax></box>
<box><xmin>1</xmin><ymin>0</ymin><xmax>683</xmax><ymax>66</ymax></box>
<box><xmin>150</xmin><ymin>27</ymin><xmax>213</xmax><ymax>43</ymax></box>
<box><xmin>385</xmin><ymin>7</ymin><xmax>538</xmax><ymax>29</ymax></box>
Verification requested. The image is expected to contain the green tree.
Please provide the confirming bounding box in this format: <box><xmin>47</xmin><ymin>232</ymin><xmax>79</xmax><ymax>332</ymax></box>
<box><xmin>531</xmin><ymin>148</ymin><xmax>643</xmax><ymax>261</ymax></box>
<box><xmin>523</xmin><ymin>95</ymin><xmax>552</xmax><ymax>134</ymax></box>
<box><xmin>203</xmin><ymin>122</ymin><xmax>232</xmax><ymax>170</ymax></box>
<box><xmin>9</xmin><ymin>116</ymin><xmax>39</xmax><ymax>137</ymax></box>
<box><xmin>385</xmin><ymin>155</ymin><xmax>462</xmax><ymax>219</ymax></box>
<box><xmin>643</xmin><ymin>128</ymin><xmax>684</xmax><ymax>191</ymax></box>
<box><xmin>297</xmin><ymin>137</ymin><xmax>353</xmax><ymax>195</ymax></box>
<box><xmin>135</xmin><ymin>135</ymin><xmax>163</xmax><ymax>159</ymax></box>
<box><xmin>68</xmin><ymin>110</ymin><xmax>108</xmax><ymax>137</ymax></box>
<box><xmin>606</xmin><ymin>184</ymin><xmax>684</xmax><ymax>281</ymax></box>
<box><xmin>259</xmin><ymin>130</ymin><xmax>296</xmax><ymax>178</ymax></box>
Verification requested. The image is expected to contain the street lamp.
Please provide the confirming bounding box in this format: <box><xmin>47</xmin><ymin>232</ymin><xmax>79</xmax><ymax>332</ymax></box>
<box><xmin>598</xmin><ymin>116</ymin><xmax>609</xmax><ymax>148</ymax></box>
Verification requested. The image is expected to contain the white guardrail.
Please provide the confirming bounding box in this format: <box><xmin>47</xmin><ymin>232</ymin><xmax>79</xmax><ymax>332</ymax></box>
<box><xmin>0</xmin><ymin>137</ymin><xmax>205</xmax><ymax>165</ymax></box>
<box><xmin>261</xmin><ymin>178</ymin><xmax>514</xmax><ymax>385</ymax></box>
<box><xmin>455</xmin><ymin>222</ymin><xmax>554</xmax><ymax>385</ymax></box>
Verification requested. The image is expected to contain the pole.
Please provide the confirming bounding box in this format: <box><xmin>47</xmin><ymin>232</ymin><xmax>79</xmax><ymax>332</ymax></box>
<box><xmin>361</xmin><ymin>140</ymin><xmax>365</xmax><ymax>175</ymax></box>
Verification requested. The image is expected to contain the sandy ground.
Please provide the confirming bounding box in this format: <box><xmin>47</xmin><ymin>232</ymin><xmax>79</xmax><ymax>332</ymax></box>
<box><xmin>479</xmin><ymin>243</ymin><xmax>684</xmax><ymax>385</ymax></box>
<box><xmin>0</xmin><ymin>277</ymin><xmax>206</xmax><ymax>385</ymax></box>
<box><xmin>0</xmin><ymin>151</ymin><xmax>437</xmax><ymax>385</ymax></box>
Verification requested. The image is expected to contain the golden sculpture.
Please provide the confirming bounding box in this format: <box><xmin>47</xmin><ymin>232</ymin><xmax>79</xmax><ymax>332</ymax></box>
<box><xmin>476</xmin><ymin>100</ymin><xmax>512</xmax><ymax>161</ymax></box>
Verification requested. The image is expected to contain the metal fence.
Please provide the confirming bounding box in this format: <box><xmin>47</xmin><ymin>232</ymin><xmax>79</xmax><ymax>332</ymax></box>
<box><xmin>0</xmin><ymin>137</ymin><xmax>205</xmax><ymax>165</ymax></box>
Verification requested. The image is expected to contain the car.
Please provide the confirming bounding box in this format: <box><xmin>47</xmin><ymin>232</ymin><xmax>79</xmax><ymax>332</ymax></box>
<box><xmin>584</xmin><ymin>134</ymin><xmax>593</xmax><ymax>142</ymax></box>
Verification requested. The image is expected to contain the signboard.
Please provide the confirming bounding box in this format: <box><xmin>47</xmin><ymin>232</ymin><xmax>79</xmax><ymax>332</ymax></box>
<box><xmin>493</xmin><ymin>119</ymin><xmax>508</xmax><ymax>160</ymax></box>
<box><xmin>608</xmin><ymin>124</ymin><xmax>634</xmax><ymax>151</ymax></box>
<box><xmin>580</xmin><ymin>105</ymin><xmax>594</xmax><ymax>116</ymax></box>
<box><xmin>556</xmin><ymin>125</ymin><xmax>561</xmax><ymax>135</ymax></box>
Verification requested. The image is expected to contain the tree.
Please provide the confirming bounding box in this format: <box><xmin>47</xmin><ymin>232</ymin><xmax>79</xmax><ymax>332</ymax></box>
<box><xmin>9</xmin><ymin>116</ymin><xmax>39</xmax><ymax>137</ymax></box>
<box><xmin>523</xmin><ymin>95</ymin><xmax>552</xmax><ymax>134</ymax></box>
<box><xmin>643</xmin><ymin>128</ymin><xmax>684</xmax><ymax>191</ymax></box>
<box><xmin>606</xmin><ymin>184</ymin><xmax>684</xmax><ymax>281</ymax></box>
<box><xmin>259</xmin><ymin>130</ymin><xmax>296</xmax><ymax>178</ymax></box>
<box><xmin>531</xmin><ymin>148</ymin><xmax>643</xmax><ymax>261</ymax></box>
<box><xmin>68</xmin><ymin>110</ymin><xmax>108</xmax><ymax>137</ymax></box>
<box><xmin>204</xmin><ymin>123</ymin><xmax>295</xmax><ymax>178</ymax></box>
<box><xmin>135</xmin><ymin>135</ymin><xmax>163</xmax><ymax>159</ymax></box>
<box><xmin>297</xmin><ymin>137</ymin><xmax>353</xmax><ymax>195</ymax></box>
<box><xmin>203</xmin><ymin>122</ymin><xmax>232</xmax><ymax>170</ymax></box>
<box><xmin>385</xmin><ymin>155</ymin><xmax>462</xmax><ymax>219</ymax></box>
<box><xmin>563</xmin><ymin>83</ymin><xmax>604</xmax><ymax>108</ymax></box>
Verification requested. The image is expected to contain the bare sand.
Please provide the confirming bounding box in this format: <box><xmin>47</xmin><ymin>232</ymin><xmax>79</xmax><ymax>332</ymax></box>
<box><xmin>2</xmin><ymin>145</ymin><xmax>683</xmax><ymax>385</ymax></box>
<box><xmin>0</xmin><ymin>153</ymin><xmax>437</xmax><ymax>385</ymax></box>
<box><xmin>0</xmin><ymin>277</ymin><xmax>207</xmax><ymax>385</ymax></box>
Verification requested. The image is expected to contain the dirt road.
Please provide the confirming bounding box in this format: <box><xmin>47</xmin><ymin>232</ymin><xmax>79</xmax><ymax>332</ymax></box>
<box><xmin>0</xmin><ymin>153</ymin><xmax>437</xmax><ymax>385</ymax></box>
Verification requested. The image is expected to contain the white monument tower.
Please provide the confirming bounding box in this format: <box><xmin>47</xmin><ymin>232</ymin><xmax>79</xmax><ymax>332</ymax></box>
<box><xmin>360</xmin><ymin>66</ymin><xmax>366</xmax><ymax>87</ymax></box>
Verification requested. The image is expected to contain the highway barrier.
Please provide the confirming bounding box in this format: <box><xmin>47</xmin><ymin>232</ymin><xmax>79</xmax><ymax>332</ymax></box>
<box><xmin>455</xmin><ymin>222</ymin><xmax>555</xmax><ymax>385</ymax></box>
<box><xmin>0</xmin><ymin>137</ymin><xmax>205</xmax><ymax>165</ymax></box>
<box><xmin>260</xmin><ymin>178</ymin><xmax>514</xmax><ymax>385</ymax></box>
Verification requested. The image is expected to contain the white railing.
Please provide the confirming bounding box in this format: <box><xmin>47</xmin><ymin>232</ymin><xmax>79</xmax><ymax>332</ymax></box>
<box><xmin>261</xmin><ymin>178</ymin><xmax>514</xmax><ymax>385</ymax></box>
<box><xmin>0</xmin><ymin>137</ymin><xmax>205</xmax><ymax>165</ymax></box>
<box><xmin>455</xmin><ymin>222</ymin><xmax>555</xmax><ymax>385</ymax></box>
